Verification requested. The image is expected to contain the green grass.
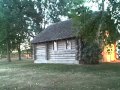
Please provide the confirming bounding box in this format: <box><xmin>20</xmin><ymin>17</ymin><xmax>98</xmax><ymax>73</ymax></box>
<box><xmin>0</xmin><ymin>60</ymin><xmax>120</xmax><ymax>90</ymax></box>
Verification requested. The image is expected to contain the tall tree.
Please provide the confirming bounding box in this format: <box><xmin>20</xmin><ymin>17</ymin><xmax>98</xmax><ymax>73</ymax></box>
<box><xmin>0</xmin><ymin>0</ymin><xmax>12</xmax><ymax>62</ymax></box>
<box><xmin>0</xmin><ymin>0</ymin><xmax>28</xmax><ymax>61</ymax></box>
<box><xmin>72</xmin><ymin>0</ymin><xmax>120</xmax><ymax>45</ymax></box>
<box><xmin>70</xmin><ymin>0</ymin><xmax>120</xmax><ymax>63</ymax></box>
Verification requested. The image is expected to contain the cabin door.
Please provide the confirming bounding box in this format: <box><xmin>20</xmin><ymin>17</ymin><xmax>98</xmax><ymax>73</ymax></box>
<box><xmin>36</xmin><ymin>44</ymin><xmax>46</xmax><ymax>60</ymax></box>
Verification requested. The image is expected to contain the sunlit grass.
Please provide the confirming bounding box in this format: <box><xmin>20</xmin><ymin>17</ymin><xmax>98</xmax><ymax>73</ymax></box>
<box><xmin>0</xmin><ymin>59</ymin><xmax>120</xmax><ymax>90</ymax></box>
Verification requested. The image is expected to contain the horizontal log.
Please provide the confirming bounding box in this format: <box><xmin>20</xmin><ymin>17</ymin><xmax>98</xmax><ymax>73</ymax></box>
<box><xmin>36</xmin><ymin>51</ymin><xmax>45</xmax><ymax>54</ymax></box>
<box><xmin>49</xmin><ymin>58</ymin><xmax>75</xmax><ymax>60</ymax></box>
<box><xmin>36</xmin><ymin>54</ymin><xmax>46</xmax><ymax>56</ymax></box>
<box><xmin>49</xmin><ymin>51</ymin><xmax>76</xmax><ymax>54</ymax></box>
<box><xmin>36</xmin><ymin>58</ymin><xmax>46</xmax><ymax>60</ymax></box>
<box><xmin>36</xmin><ymin>46</ymin><xmax>46</xmax><ymax>49</ymax></box>
<box><xmin>36</xmin><ymin>48</ymin><xmax>46</xmax><ymax>50</ymax></box>
<box><xmin>36</xmin><ymin>50</ymin><xmax>45</xmax><ymax>52</ymax></box>
<box><xmin>49</xmin><ymin>53</ymin><xmax>76</xmax><ymax>56</ymax></box>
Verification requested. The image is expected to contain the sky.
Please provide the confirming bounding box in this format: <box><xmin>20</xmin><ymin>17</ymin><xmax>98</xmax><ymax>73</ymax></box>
<box><xmin>84</xmin><ymin>0</ymin><xmax>109</xmax><ymax>11</ymax></box>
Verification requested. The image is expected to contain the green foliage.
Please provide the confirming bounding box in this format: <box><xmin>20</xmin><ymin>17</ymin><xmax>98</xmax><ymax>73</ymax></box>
<box><xmin>71</xmin><ymin>0</ymin><xmax>120</xmax><ymax>64</ymax></box>
<box><xmin>71</xmin><ymin>1</ymin><xmax>119</xmax><ymax>48</ymax></box>
<box><xmin>108</xmin><ymin>0</ymin><xmax>120</xmax><ymax>35</ymax></box>
<box><xmin>72</xmin><ymin>9</ymin><xmax>102</xmax><ymax>43</ymax></box>
<box><xmin>0</xmin><ymin>0</ymin><xmax>85</xmax><ymax>61</ymax></box>
<box><xmin>40</xmin><ymin>0</ymin><xmax>84</xmax><ymax>23</ymax></box>
<box><xmin>81</xmin><ymin>42</ymin><xmax>101</xmax><ymax>64</ymax></box>
<box><xmin>72</xmin><ymin>7</ymin><xmax>120</xmax><ymax>44</ymax></box>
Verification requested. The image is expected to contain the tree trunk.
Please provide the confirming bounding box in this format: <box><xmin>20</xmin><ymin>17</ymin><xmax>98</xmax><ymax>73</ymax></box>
<box><xmin>0</xmin><ymin>51</ymin><xmax>2</xmax><ymax>59</ymax></box>
<box><xmin>33</xmin><ymin>44</ymin><xmax>36</xmax><ymax>60</ymax></box>
<box><xmin>27</xmin><ymin>49</ymin><xmax>28</xmax><ymax>59</ymax></box>
<box><xmin>97</xmin><ymin>0</ymin><xmax>105</xmax><ymax>45</ymax></box>
<box><xmin>79</xmin><ymin>37</ymin><xmax>85</xmax><ymax>64</ymax></box>
<box><xmin>6</xmin><ymin>41</ymin><xmax>11</xmax><ymax>62</ymax></box>
<box><xmin>80</xmin><ymin>37</ymin><xmax>83</xmax><ymax>61</ymax></box>
<box><xmin>18</xmin><ymin>43</ymin><xmax>21</xmax><ymax>60</ymax></box>
<box><xmin>76</xmin><ymin>37</ymin><xmax>83</xmax><ymax>63</ymax></box>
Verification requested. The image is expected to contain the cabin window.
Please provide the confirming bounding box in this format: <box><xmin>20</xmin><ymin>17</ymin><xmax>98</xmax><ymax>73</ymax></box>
<box><xmin>66</xmin><ymin>40</ymin><xmax>71</xmax><ymax>50</ymax></box>
<box><xmin>53</xmin><ymin>41</ymin><xmax>57</xmax><ymax>51</ymax></box>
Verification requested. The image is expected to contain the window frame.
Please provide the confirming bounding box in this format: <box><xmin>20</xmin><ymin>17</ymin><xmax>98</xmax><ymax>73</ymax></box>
<box><xmin>66</xmin><ymin>40</ymin><xmax>72</xmax><ymax>50</ymax></box>
<box><xmin>53</xmin><ymin>41</ymin><xmax>58</xmax><ymax>51</ymax></box>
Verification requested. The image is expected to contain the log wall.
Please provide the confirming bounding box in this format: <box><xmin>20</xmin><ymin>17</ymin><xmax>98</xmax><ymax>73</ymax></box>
<box><xmin>34</xmin><ymin>39</ymin><xmax>79</xmax><ymax>64</ymax></box>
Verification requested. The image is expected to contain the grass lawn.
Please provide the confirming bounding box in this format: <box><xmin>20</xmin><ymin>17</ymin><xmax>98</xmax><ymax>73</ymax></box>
<box><xmin>0</xmin><ymin>60</ymin><xmax>120</xmax><ymax>90</ymax></box>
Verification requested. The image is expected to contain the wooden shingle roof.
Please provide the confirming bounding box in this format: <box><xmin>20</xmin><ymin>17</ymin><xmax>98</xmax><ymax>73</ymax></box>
<box><xmin>32</xmin><ymin>20</ymin><xmax>76</xmax><ymax>44</ymax></box>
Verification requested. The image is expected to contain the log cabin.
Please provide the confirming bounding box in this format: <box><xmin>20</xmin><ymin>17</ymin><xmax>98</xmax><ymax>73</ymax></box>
<box><xmin>32</xmin><ymin>20</ymin><xmax>81</xmax><ymax>64</ymax></box>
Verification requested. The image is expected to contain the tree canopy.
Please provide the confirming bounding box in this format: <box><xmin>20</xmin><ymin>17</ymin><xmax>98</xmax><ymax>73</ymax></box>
<box><xmin>70</xmin><ymin>0</ymin><xmax>120</xmax><ymax>64</ymax></box>
<box><xmin>0</xmin><ymin>0</ymin><xmax>85</xmax><ymax>61</ymax></box>
<box><xmin>72</xmin><ymin>0</ymin><xmax>120</xmax><ymax>45</ymax></box>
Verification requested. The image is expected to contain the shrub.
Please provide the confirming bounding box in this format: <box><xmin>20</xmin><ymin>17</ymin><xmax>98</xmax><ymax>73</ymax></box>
<box><xmin>81</xmin><ymin>42</ymin><xmax>101</xmax><ymax>64</ymax></box>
